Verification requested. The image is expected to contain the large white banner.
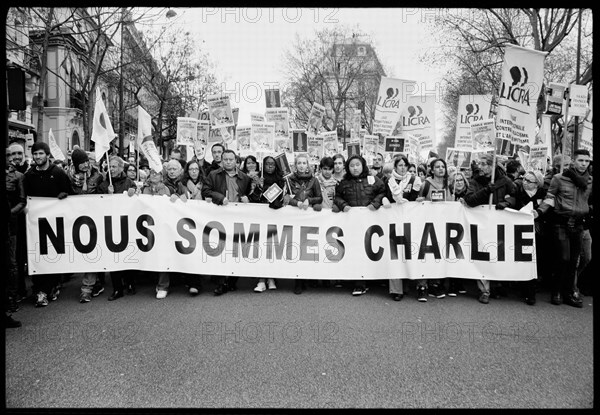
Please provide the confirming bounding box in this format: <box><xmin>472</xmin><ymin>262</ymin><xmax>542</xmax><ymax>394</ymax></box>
<box><xmin>373</xmin><ymin>77</ymin><xmax>416</xmax><ymax>136</ymax></box>
<box><xmin>393</xmin><ymin>95</ymin><xmax>437</xmax><ymax>152</ymax></box>
<box><xmin>495</xmin><ymin>44</ymin><xmax>547</xmax><ymax>146</ymax></box>
<box><xmin>27</xmin><ymin>195</ymin><xmax>537</xmax><ymax>281</ymax></box>
<box><xmin>455</xmin><ymin>95</ymin><xmax>493</xmax><ymax>149</ymax></box>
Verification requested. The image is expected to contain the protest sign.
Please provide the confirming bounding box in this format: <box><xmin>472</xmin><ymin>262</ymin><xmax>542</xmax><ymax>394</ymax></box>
<box><xmin>363</xmin><ymin>134</ymin><xmax>378</xmax><ymax>166</ymax></box>
<box><xmin>568</xmin><ymin>84</ymin><xmax>589</xmax><ymax>117</ymax></box>
<box><xmin>265</xmin><ymin>89</ymin><xmax>281</xmax><ymax>108</ymax></box>
<box><xmin>306</xmin><ymin>102</ymin><xmax>326</xmax><ymax>135</ymax></box>
<box><xmin>446</xmin><ymin>148</ymin><xmax>472</xmax><ymax>170</ymax></box>
<box><xmin>373</xmin><ymin>77</ymin><xmax>416</xmax><ymax>136</ymax></box>
<box><xmin>48</xmin><ymin>128</ymin><xmax>65</xmax><ymax>161</ymax></box>
<box><xmin>251</xmin><ymin>121</ymin><xmax>275</xmax><ymax>153</ymax></box>
<box><xmin>27</xmin><ymin>195</ymin><xmax>537</xmax><ymax>281</ymax></box>
<box><xmin>455</xmin><ymin>94</ymin><xmax>493</xmax><ymax>149</ymax></box>
<box><xmin>194</xmin><ymin>120</ymin><xmax>210</xmax><ymax>159</ymax></box>
<box><xmin>495</xmin><ymin>44</ymin><xmax>547</xmax><ymax>146</ymax></box>
<box><xmin>545</xmin><ymin>82</ymin><xmax>567</xmax><ymax>116</ymax></box>
<box><xmin>580</xmin><ymin>90</ymin><xmax>593</xmax><ymax>158</ymax></box>
<box><xmin>393</xmin><ymin>94</ymin><xmax>436</xmax><ymax>153</ymax></box>
<box><xmin>350</xmin><ymin>110</ymin><xmax>362</xmax><ymax>141</ymax></box>
<box><xmin>236</xmin><ymin>126</ymin><xmax>252</xmax><ymax>157</ymax></box>
<box><xmin>307</xmin><ymin>134</ymin><xmax>324</xmax><ymax>165</ymax></box>
<box><xmin>384</xmin><ymin>136</ymin><xmax>405</xmax><ymax>154</ymax></box>
<box><xmin>266</xmin><ymin>108</ymin><xmax>291</xmax><ymax>153</ymax></box>
<box><xmin>292</xmin><ymin>129</ymin><xmax>308</xmax><ymax>153</ymax></box>
<box><xmin>176</xmin><ymin>117</ymin><xmax>198</xmax><ymax>147</ymax></box>
<box><xmin>137</xmin><ymin>106</ymin><xmax>162</xmax><ymax>173</ymax></box>
<box><xmin>251</xmin><ymin>112</ymin><xmax>266</xmax><ymax>123</ymax></box>
<box><xmin>525</xmin><ymin>145</ymin><xmax>549</xmax><ymax>172</ymax></box>
<box><xmin>347</xmin><ymin>142</ymin><xmax>361</xmax><ymax>158</ymax></box>
<box><xmin>207</xmin><ymin>94</ymin><xmax>235</xmax><ymax>128</ymax></box>
<box><xmin>470</xmin><ymin>119</ymin><xmax>496</xmax><ymax>150</ymax></box>
<box><xmin>322</xmin><ymin>131</ymin><xmax>339</xmax><ymax>158</ymax></box>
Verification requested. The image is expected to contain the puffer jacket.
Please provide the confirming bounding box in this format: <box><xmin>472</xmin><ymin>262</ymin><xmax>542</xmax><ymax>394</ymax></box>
<box><xmin>463</xmin><ymin>166</ymin><xmax>515</xmax><ymax>207</ymax></box>
<box><xmin>537</xmin><ymin>169</ymin><xmax>592</xmax><ymax>220</ymax></box>
<box><xmin>287</xmin><ymin>171</ymin><xmax>322</xmax><ymax>207</ymax></box>
<box><xmin>334</xmin><ymin>175</ymin><xmax>385</xmax><ymax>210</ymax></box>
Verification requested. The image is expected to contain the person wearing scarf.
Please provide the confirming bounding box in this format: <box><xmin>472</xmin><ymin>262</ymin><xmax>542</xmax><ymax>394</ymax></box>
<box><xmin>284</xmin><ymin>154</ymin><xmax>323</xmax><ymax>294</ymax></box>
<box><xmin>68</xmin><ymin>148</ymin><xmax>103</xmax><ymax>195</ymax></box>
<box><xmin>536</xmin><ymin>149</ymin><xmax>592</xmax><ymax>308</ymax></box>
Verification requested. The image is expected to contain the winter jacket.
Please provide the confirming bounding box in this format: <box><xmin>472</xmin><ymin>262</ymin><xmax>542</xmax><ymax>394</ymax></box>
<box><xmin>202</xmin><ymin>167</ymin><xmax>252</xmax><ymax>205</ymax></box>
<box><xmin>67</xmin><ymin>165</ymin><xmax>104</xmax><ymax>195</ymax></box>
<box><xmin>463</xmin><ymin>166</ymin><xmax>516</xmax><ymax>207</ymax></box>
<box><xmin>98</xmin><ymin>171</ymin><xmax>137</xmax><ymax>194</ymax></box>
<box><xmin>334</xmin><ymin>175</ymin><xmax>385</xmax><ymax>210</ymax></box>
<box><xmin>164</xmin><ymin>174</ymin><xmax>182</xmax><ymax>196</ymax></box>
<box><xmin>287</xmin><ymin>171</ymin><xmax>323</xmax><ymax>207</ymax></box>
<box><xmin>249</xmin><ymin>173</ymin><xmax>285</xmax><ymax>209</ymax></box>
<box><xmin>24</xmin><ymin>163</ymin><xmax>72</xmax><ymax>198</ymax></box>
<box><xmin>316</xmin><ymin>173</ymin><xmax>337</xmax><ymax>208</ymax></box>
<box><xmin>6</xmin><ymin>168</ymin><xmax>26</xmax><ymax>234</ymax></box>
<box><xmin>141</xmin><ymin>182</ymin><xmax>170</xmax><ymax>196</ymax></box>
<box><xmin>537</xmin><ymin>168</ymin><xmax>592</xmax><ymax>221</ymax></box>
<box><xmin>509</xmin><ymin>180</ymin><xmax>548</xmax><ymax>233</ymax></box>
<box><xmin>419</xmin><ymin>177</ymin><xmax>452</xmax><ymax>202</ymax></box>
<box><xmin>384</xmin><ymin>173</ymin><xmax>421</xmax><ymax>203</ymax></box>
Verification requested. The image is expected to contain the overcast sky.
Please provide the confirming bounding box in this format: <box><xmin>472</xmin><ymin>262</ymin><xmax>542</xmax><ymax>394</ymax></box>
<box><xmin>163</xmin><ymin>7</ymin><xmax>446</xmax><ymax>130</ymax></box>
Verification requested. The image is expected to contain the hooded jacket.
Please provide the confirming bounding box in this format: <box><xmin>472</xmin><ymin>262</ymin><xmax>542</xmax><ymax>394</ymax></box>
<box><xmin>24</xmin><ymin>163</ymin><xmax>72</xmax><ymax>198</ymax></box>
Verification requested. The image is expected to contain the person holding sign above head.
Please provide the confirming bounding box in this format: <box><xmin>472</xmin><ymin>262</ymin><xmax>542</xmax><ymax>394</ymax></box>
<box><xmin>284</xmin><ymin>153</ymin><xmax>324</xmax><ymax>294</ymax></box>
<box><xmin>380</xmin><ymin>155</ymin><xmax>422</xmax><ymax>301</ymax></box>
<box><xmin>412</xmin><ymin>158</ymin><xmax>453</xmax><ymax>302</ymax></box>
<box><xmin>249</xmin><ymin>155</ymin><xmax>285</xmax><ymax>292</ymax></box>
<box><xmin>333</xmin><ymin>155</ymin><xmax>385</xmax><ymax>297</ymax></box>
<box><xmin>463</xmin><ymin>153</ymin><xmax>516</xmax><ymax>304</ymax></box>
<box><xmin>202</xmin><ymin>149</ymin><xmax>252</xmax><ymax>296</ymax></box>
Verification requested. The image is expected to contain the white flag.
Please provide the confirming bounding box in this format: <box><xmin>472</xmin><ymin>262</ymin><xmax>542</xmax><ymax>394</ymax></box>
<box><xmin>48</xmin><ymin>128</ymin><xmax>65</xmax><ymax>161</ymax></box>
<box><xmin>91</xmin><ymin>88</ymin><xmax>116</xmax><ymax>162</ymax></box>
<box><xmin>137</xmin><ymin>106</ymin><xmax>162</xmax><ymax>173</ymax></box>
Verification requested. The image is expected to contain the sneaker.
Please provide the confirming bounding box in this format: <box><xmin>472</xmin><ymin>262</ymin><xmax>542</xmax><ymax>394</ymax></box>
<box><xmin>91</xmin><ymin>286</ymin><xmax>104</xmax><ymax>297</ymax></box>
<box><xmin>417</xmin><ymin>287</ymin><xmax>427</xmax><ymax>302</ymax></box>
<box><xmin>447</xmin><ymin>283</ymin><xmax>458</xmax><ymax>297</ymax></box>
<box><xmin>334</xmin><ymin>280</ymin><xmax>343</xmax><ymax>288</ymax></box>
<box><xmin>564</xmin><ymin>292</ymin><xmax>583</xmax><ymax>308</ymax></box>
<box><xmin>156</xmin><ymin>290</ymin><xmax>168</xmax><ymax>299</ymax></box>
<box><xmin>79</xmin><ymin>292</ymin><xmax>92</xmax><ymax>303</ymax></box>
<box><xmin>49</xmin><ymin>286</ymin><xmax>60</xmax><ymax>301</ymax></box>
<box><xmin>35</xmin><ymin>292</ymin><xmax>49</xmax><ymax>307</ymax></box>
<box><xmin>254</xmin><ymin>282</ymin><xmax>267</xmax><ymax>292</ymax></box>
<box><xmin>294</xmin><ymin>280</ymin><xmax>304</xmax><ymax>295</ymax></box>
<box><xmin>478</xmin><ymin>293</ymin><xmax>490</xmax><ymax>304</ymax></box>
<box><xmin>352</xmin><ymin>286</ymin><xmax>368</xmax><ymax>296</ymax></box>
<box><xmin>456</xmin><ymin>281</ymin><xmax>467</xmax><ymax>294</ymax></box>
<box><xmin>4</xmin><ymin>314</ymin><xmax>22</xmax><ymax>328</ymax></box>
<box><xmin>267</xmin><ymin>279</ymin><xmax>277</xmax><ymax>290</ymax></box>
<box><xmin>189</xmin><ymin>287</ymin><xmax>199</xmax><ymax>296</ymax></box>
<box><xmin>429</xmin><ymin>285</ymin><xmax>446</xmax><ymax>299</ymax></box>
<box><xmin>126</xmin><ymin>284</ymin><xmax>137</xmax><ymax>295</ymax></box>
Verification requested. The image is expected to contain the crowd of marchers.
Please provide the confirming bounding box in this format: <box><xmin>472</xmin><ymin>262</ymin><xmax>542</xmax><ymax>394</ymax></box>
<box><xmin>4</xmin><ymin>140</ymin><xmax>593</xmax><ymax>328</ymax></box>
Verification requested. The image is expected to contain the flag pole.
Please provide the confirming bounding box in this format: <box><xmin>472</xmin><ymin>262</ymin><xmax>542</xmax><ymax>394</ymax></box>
<box><xmin>106</xmin><ymin>151</ymin><xmax>113</xmax><ymax>187</ymax></box>
<box><xmin>488</xmin><ymin>152</ymin><xmax>496</xmax><ymax>209</ymax></box>
<box><xmin>136</xmin><ymin>136</ymin><xmax>140</xmax><ymax>182</ymax></box>
<box><xmin>560</xmin><ymin>86</ymin><xmax>571</xmax><ymax>174</ymax></box>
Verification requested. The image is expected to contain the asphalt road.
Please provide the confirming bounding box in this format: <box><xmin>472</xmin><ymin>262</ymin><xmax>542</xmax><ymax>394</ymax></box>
<box><xmin>5</xmin><ymin>274</ymin><xmax>594</xmax><ymax>408</ymax></box>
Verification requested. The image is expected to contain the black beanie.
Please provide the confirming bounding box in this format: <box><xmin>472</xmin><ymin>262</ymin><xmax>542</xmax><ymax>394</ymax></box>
<box><xmin>31</xmin><ymin>141</ymin><xmax>51</xmax><ymax>155</ymax></box>
<box><xmin>71</xmin><ymin>148</ymin><xmax>89</xmax><ymax>168</ymax></box>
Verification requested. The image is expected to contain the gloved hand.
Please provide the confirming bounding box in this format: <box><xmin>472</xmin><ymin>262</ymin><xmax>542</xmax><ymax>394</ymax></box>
<box><xmin>313</xmin><ymin>203</ymin><xmax>322</xmax><ymax>212</ymax></box>
<box><xmin>495</xmin><ymin>201</ymin><xmax>510</xmax><ymax>210</ymax></box>
<box><xmin>57</xmin><ymin>192</ymin><xmax>68</xmax><ymax>200</ymax></box>
<box><xmin>332</xmin><ymin>205</ymin><xmax>340</xmax><ymax>213</ymax></box>
<box><xmin>367</xmin><ymin>204</ymin><xmax>376</xmax><ymax>211</ymax></box>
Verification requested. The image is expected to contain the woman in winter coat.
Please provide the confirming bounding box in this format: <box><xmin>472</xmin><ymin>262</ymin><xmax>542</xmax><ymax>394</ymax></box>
<box><xmin>508</xmin><ymin>169</ymin><xmax>547</xmax><ymax>305</ymax></box>
<box><xmin>175</xmin><ymin>160</ymin><xmax>204</xmax><ymax>200</ymax></box>
<box><xmin>284</xmin><ymin>153</ymin><xmax>323</xmax><ymax>294</ymax></box>
<box><xmin>414</xmin><ymin>158</ymin><xmax>453</xmax><ymax>302</ymax></box>
<box><xmin>381</xmin><ymin>155</ymin><xmax>422</xmax><ymax>301</ymax></box>
<box><xmin>446</xmin><ymin>170</ymin><xmax>470</xmax><ymax>296</ymax></box>
<box><xmin>333</xmin><ymin>155</ymin><xmax>385</xmax><ymax>296</ymax></box>
<box><xmin>250</xmin><ymin>155</ymin><xmax>285</xmax><ymax>292</ymax></box>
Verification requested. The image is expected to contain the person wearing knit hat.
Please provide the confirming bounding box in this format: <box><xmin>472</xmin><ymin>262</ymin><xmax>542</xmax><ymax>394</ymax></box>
<box><xmin>67</xmin><ymin>148</ymin><xmax>103</xmax><ymax>195</ymax></box>
<box><xmin>23</xmin><ymin>140</ymin><xmax>72</xmax><ymax>307</ymax></box>
<box><xmin>8</xmin><ymin>142</ymin><xmax>29</xmax><ymax>174</ymax></box>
